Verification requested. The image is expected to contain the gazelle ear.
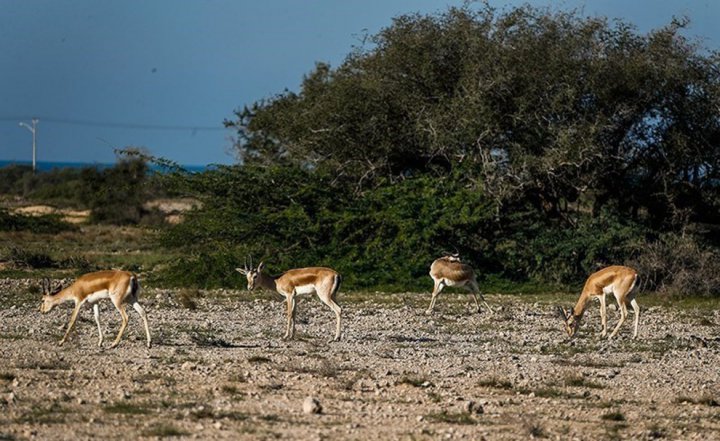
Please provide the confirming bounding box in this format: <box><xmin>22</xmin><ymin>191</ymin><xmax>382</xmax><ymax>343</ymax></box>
<box><xmin>42</xmin><ymin>278</ymin><xmax>53</xmax><ymax>295</ymax></box>
<box><xmin>555</xmin><ymin>306</ymin><xmax>569</xmax><ymax>321</ymax></box>
<box><xmin>257</xmin><ymin>261</ymin><xmax>265</xmax><ymax>272</ymax></box>
<box><xmin>235</xmin><ymin>267</ymin><xmax>248</xmax><ymax>275</ymax></box>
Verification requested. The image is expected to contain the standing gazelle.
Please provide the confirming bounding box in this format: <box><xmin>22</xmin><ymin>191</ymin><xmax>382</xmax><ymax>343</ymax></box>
<box><xmin>236</xmin><ymin>259</ymin><xmax>342</xmax><ymax>341</ymax></box>
<box><xmin>426</xmin><ymin>255</ymin><xmax>491</xmax><ymax>315</ymax></box>
<box><xmin>557</xmin><ymin>265</ymin><xmax>639</xmax><ymax>339</ymax></box>
<box><xmin>39</xmin><ymin>270</ymin><xmax>151</xmax><ymax>348</ymax></box>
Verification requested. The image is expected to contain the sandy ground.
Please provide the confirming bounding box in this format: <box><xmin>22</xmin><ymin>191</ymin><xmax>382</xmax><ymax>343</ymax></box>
<box><xmin>1</xmin><ymin>279</ymin><xmax>718</xmax><ymax>440</ymax></box>
<box><xmin>12</xmin><ymin>206</ymin><xmax>90</xmax><ymax>224</ymax></box>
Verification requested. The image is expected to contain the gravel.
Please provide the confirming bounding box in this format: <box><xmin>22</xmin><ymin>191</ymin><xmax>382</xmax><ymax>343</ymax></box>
<box><xmin>0</xmin><ymin>278</ymin><xmax>718</xmax><ymax>440</ymax></box>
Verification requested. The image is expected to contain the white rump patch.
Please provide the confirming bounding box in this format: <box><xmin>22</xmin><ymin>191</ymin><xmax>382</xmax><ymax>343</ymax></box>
<box><xmin>86</xmin><ymin>289</ymin><xmax>110</xmax><ymax>304</ymax></box>
<box><xmin>442</xmin><ymin>278</ymin><xmax>468</xmax><ymax>288</ymax></box>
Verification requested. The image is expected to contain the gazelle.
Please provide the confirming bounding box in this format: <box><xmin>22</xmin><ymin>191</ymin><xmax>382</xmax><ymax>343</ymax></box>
<box><xmin>556</xmin><ymin>265</ymin><xmax>640</xmax><ymax>339</ymax></box>
<box><xmin>236</xmin><ymin>259</ymin><xmax>342</xmax><ymax>341</ymax></box>
<box><xmin>426</xmin><ymin>255</ymin><xmax>491</xmax><ymax>315</ymax></box>
<box><xmin>39</xmin><ymin>270</ymin><xmax>152</xmax><ymax>348</ymax></box>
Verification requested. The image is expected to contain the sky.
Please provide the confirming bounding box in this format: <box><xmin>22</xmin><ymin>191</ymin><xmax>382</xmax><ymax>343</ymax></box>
<box><xmin>1</xmin><ymin>0</ymin><xmax>718</xmax><ymax>167</ymax></box>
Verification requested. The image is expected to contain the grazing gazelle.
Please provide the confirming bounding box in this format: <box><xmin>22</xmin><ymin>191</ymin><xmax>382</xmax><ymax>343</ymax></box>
<box><xmin>426</xmin><ymin>255</ymin><xmax>491</xmax><ymax>315</ymax></box>
<box><xmin>557</xmin><ymin>265</ymin><xmax>640</xmax><ymax>339</ymax></box>
<box><xmin>39</xmin><ymin>270</ymin><xmax>151</xmax><ymax>348</ymax></box>
<box><xmin>236</xmin><ymin>259</ymin><xmax>342</xmax><ymax>341</ymax></box>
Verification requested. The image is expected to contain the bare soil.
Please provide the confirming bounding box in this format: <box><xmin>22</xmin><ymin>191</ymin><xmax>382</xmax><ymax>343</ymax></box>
<box><xmin>12</xmin><ymin>205</ymin><xmax>90</xmax><ymax>224</ymax></box>
<box><xmin>1</xmin><ymin>280</ymin><xmax>718</xmax><ymax>440</ymax></box>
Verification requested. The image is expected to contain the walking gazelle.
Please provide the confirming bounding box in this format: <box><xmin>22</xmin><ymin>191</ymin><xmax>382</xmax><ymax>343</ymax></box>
<box><xmin>236</xmin><ymin>258</ymin><xmax>343</xmax><ymax>341</ymax></box>
<box><xmin>426</xmin><ymin>254</ymin><xmax>491</xmax><ymax>315</ymax></box>
<box><xmin>39</xmin><ymin>270</ymin><xmax>152</xmax><ymax>348</ymax></box>
<box><xmin>557</xmin><ymin>265</ymin><xmax>640</xmax><ymax>339</ymax></box>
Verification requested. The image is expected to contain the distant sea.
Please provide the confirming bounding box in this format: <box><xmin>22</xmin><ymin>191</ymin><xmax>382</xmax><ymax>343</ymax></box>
<box><xmin>0</xmin><ymin>160</ymin><xmax>208</xmax><ymax>173</ymax></box>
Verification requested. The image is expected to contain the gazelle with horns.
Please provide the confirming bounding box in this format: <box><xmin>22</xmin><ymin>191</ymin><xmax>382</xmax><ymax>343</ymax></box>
<box><xmin>426</xmin><ymin>254</ymin><xmax>491</xmax><ymax>315</ymax></box>
<box><xmin>557</xmin><ymin>265</ymin><xmax>640</xmax><ymax>339</ymax></box>
<box><xmin>236</xmin><ymin>257</ymin><xmax>343</xmax><ymax>341</ymax></box>
<box><xmin>39</xmin><ymin>270</ymin><xmax>152</xmax><ymax>348</ymax></box>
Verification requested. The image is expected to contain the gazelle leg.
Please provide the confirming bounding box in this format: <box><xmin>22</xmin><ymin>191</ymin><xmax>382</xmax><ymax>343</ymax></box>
<box><xmin>426</xmin><ymin>280</ymin><xmax>444</xmax><ymax>315</ymax></box>
<box><xmin>465</xmin><ymin>284</ymin><xmax>481</xmax><ymax>313</ymax></box>
<box><xmin>290</xmin><ymin>296</ymin><xmax>297</xmax><ymax>339</ymax></box>
<box><xmin>110</xmin><ymin>301</ymin><xmax>129</xmax><ymax>348</ymax></box>
<box><xmin>473</xmin><ymin>280</ymin><xmax>492</xmax><ymax>313</ymax></box>
<box><xmin>609</xmin><ymin>300</ymin><xmax>627</xmax><ymax>339</ymax></box>
<box><xmin>93</xmin><ymin>304</ymin><xmax>103</xmax><ymax>347</ymax></box>
<box><xmin>630</xmin><ymin>298</ymin><xmax>640</xmax><ymax>339</ymax></box>
<box><xmin>599</xmin><ymin>294</ymin><xmax>607</xmax><ymax>337</ymax></box>
<box><xmin>283</xmin><ymin>294</ymin><xmax>295</xmax><ymax>340</ymax></box>
<box><xmin>319</xmin><ymin>293</ymin><xmax>342</xmax><ymax>342</ymax></box>
<box><xmin>132</xmin><ymin>302</ymin><xmax>152</xmax><ymax>348</ymax></box>
<box><xmin>59</xmin><ymin>302</ymin><xmax>83</xmax><ymax>346</ymax></box>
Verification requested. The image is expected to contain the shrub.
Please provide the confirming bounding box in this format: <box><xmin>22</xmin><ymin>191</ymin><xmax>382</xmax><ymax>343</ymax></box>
<box><xmin>630</xmin><ymin>233</ymin><xmax>720</xmax><ymax>297</ymax></box>
<box><xmin>0</xmin><ymin>209</ymin><xmax>77</xmax><ymax>234</ymax></box>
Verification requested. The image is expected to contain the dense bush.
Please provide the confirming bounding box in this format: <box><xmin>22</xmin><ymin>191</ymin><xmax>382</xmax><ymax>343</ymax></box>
<box><xmin>155</xmin><ymin>165</ymin><xmax>654</xmax><ymax>291</ymax></box>
<box><xmin>0</xmin><ymin>208</ymin><xmax>77</xmax><ymax>234</ymax></box>
<box><xmin>630</xmin><ymin>233</ymin><xmax>720</xmax><ymax>297</ymax></box>
<box><xmin>0</xmin><ymin>155</ymin><xmax>166</xmax><ymax>225</ymax></box>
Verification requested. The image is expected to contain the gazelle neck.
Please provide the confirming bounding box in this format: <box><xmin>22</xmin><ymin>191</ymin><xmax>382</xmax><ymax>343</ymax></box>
<box><xmin>257</xmin><ymin>272</ymin><xmax>278</xmax><ymax>292</ymax></box>
<box><xmin>44</xmin><ymin>287</ymin><xmax>76</xmax><ymax>308</ymax></box>
<box><xmin>572</xmin><ymin>292</ymin><xmax>592</xmax><ymax>318</ymax></box>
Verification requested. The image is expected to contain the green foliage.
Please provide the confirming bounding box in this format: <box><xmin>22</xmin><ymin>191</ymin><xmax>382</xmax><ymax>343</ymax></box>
<box><xmin>0</xmin><ymin>209</ymin><xmax>76</xmax><ymax>234</ymax></box>
<box><xmin>0</xmin><ymin>154</ymin><xmax>166</xmax><ymax>225</ymax></box>
<box><xmin>495</xmin><ymin>204</ymin><xmax>647</xmax><ymax>284</ymax></box>
<box><xmin>227</xmin><ymin>4</ymin><xmax>720</xmax><ymax>234</ymax></box>
<box><xmin>156</xmin><ymin>165</ymin><xmax>498</xmax><ymax>289</ymax></box>
<box><xmin>156</xmin><ymin>165</ymin><xmax>654</xmax><ymax>291</ymax></box>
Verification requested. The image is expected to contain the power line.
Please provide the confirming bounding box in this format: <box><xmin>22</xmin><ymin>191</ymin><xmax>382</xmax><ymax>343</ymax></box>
<box><xmin>0</xmin><ymin>116</ymin><xmax>230</xmax><ymax>131</ymax></box>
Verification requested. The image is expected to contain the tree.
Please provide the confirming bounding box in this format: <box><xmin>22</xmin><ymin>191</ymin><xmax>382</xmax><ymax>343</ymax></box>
<box><xmin>226</xmin><ymin>4</ymin><xmax>720</xmax><ymax>229</ymax></box>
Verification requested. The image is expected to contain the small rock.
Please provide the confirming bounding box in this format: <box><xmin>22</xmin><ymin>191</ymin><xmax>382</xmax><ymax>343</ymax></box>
<box><xmin>6</xmin><ymin>391</ymin><xmax>16</xmax><ymax>405</ymax></box>
<box><xmin>303</xmin><ymin>396</ymin><xmax>322</xmax><ymax>414</ymax></box>
<box><xmin>181</xmin><ymin>361</ymin><xmax>196</xmax><ymax>371</ymax></box>
<box><xmin>465</xmin><ymin>400</ymin><xmax>484</xmax><ymax>415</ymax></box>
<box><xmin>213</xmin><ymin>421</ymin><xmax>223</xmax><ymax>430</ymax></box>
<box><xmin>416</xmin><ymin>415</ymin><xmax>425</xmax><ymax>422</ymax></box>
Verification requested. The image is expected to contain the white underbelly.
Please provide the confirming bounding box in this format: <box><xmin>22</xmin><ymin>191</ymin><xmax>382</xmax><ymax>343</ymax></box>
<box><xmin>295</xmin><ymin>285</ymin><xmax>316</xmax><ymax>295</ymax></box>
<box><xmin>86</xmin><ymin>289</ymin><xmax>110</xmax><ymax>304</ymax></box>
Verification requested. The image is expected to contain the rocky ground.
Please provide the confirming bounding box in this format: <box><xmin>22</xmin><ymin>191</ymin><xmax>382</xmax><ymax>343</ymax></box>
<box><xmin>1</xmin><ymin>279</ymin><xmax>718</xmax><ymax>440</ymax></box>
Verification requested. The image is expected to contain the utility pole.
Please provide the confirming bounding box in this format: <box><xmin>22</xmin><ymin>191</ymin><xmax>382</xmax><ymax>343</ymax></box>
<box><xmin>18</xmin><ymin>118</ymin><xmax>39</xmax><ymax>172</ymax></box>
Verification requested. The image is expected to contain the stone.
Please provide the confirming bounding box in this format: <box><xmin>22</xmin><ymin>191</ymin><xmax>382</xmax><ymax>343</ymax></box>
<box><xmin>303</xmin><ymin>396</ymin><xmax>322</xmax><ymax>414</ymax></box>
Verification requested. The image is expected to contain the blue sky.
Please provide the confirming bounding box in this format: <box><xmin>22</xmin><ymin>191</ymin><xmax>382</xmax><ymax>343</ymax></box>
<box><xmin>1</xmin><ymin>0</ymin><xmax>718</xmax><ymax>166</ymax></box>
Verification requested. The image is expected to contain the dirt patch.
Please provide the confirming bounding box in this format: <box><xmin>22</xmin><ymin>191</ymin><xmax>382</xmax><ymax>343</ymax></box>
<box><xmin>143</xmin><ymin>198</ymin><xmax>201</xmax><ymax>224</ymax></box>
<box><xmin>12</xmin><ymin>205</ymin><xmax>90</xmax><ymax>224</ymax></box>
<box><xmin>0</xmin><ymin>281</ymin><xmax>718</xmax><ymax>440</ymax></box>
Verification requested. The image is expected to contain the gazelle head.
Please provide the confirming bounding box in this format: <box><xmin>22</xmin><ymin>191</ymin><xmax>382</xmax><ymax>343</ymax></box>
<box><xmin>235</xmin><ymin>256</ymin><xmax>265</xmax><ymax>291</ymax></box>
<box><xmin>39</xmin><ymin>278</ymin><xmax>63</xmax><ymax>313</ymax></box>
<box><xmin>556</xmin><ymin>306</ymin><xmax>580</xmax><ymax>337</ymax></box>
<box><xmin>441</xmin><ymin>248</ymin><xmax>461</xmax><ymax>262</ymax></box>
